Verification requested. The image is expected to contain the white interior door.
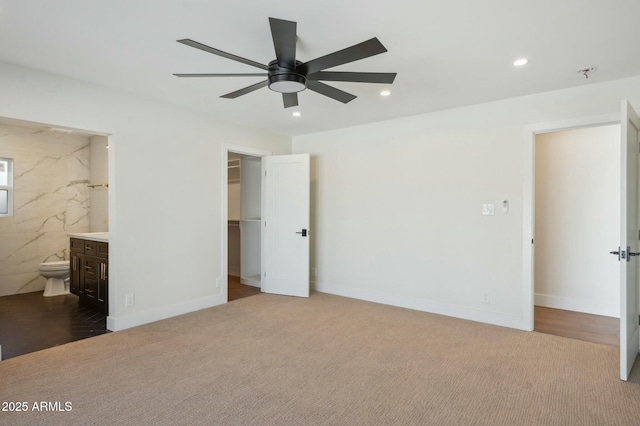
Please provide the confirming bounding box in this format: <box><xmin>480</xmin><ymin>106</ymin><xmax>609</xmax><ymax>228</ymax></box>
<box><xmin>620</xmin><ymin>100</ymin><xmax>640</xmax><ymax>381</ymax></box>
<box><xmin>262</xmin><ymin>154</ymin><xmax>310</xmax><ymax>297</ymax></box>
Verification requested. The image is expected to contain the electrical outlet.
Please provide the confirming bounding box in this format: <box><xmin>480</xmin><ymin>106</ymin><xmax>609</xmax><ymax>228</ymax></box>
<box><xmin>125</xmin><ymin>293</ymin><xmax>135</xmax><ymax>307</ymax></box>
<box><xmin>482</xmin><ymin>292</ymin><xmax>491</xmax><ymax>304</ymax></box>
<box><xmin>215</xmin><ymin>277</ymin><xmax>221</xmax><ymax>288</ymax></box>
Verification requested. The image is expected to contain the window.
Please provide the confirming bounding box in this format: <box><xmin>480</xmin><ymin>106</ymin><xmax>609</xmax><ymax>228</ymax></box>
<box><xmin>0</xmin><ymin>158</ymin><xmax>13</xmax><ymax>217</ymax></box>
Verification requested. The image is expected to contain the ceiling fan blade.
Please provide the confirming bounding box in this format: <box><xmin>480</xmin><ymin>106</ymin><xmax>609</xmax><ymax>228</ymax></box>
<box><xmin>177</xmin><ymin>39</ymin><xmax>269</xmax><ymax>71</ymax></box>
<box><xmin>173</xmin><ymin>73</ymin><xmax>268</xmax><ymax>77</ymax></box>
<box><xmin>299</xmin><ymin>38</ymin><xmax>388</xmax><ymax>75</ymax></box>
<box><xmin>282</xmin><ymin>92</ymin><xmax>299</xmax><ymax>108</ymax></box>
<box><xmin>269</xmin><ymin>18</ymin><xmax>297</xmax><ymax>69</ymax></box>
<box><xmin>306</xmin><ymin>80</ymin><xmax>356</xmax><ymax>104</ymax></box>
<box><xmin>307</xmin><ymin>71</ymin><xmax>396</xmax><ymax>84</ymax></box>
<box><xmin>221</xmin><ymin>80</ymin><xmax>269</xmax><ymax>99</ymax></box>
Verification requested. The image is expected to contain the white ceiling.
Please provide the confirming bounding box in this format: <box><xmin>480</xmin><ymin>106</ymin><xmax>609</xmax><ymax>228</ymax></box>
<box><xmin>1</xmin><ymin>0</ymin><xmax>639</xmax><ymax>136</ymax></box>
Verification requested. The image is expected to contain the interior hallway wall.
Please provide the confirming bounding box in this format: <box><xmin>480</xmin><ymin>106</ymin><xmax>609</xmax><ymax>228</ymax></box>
<box><xmin>534</xmin><ymin>125</ymin><xmax>620</xmax><ymax>317</ymax></box>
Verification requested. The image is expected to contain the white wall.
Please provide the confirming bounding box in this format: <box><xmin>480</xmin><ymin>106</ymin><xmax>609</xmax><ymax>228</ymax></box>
<box><xmin>0</xmin><ymin>61</ymin><xmax>291</xmax><ymax>330</ymax></box>
<box><xmin>534</xmin><ymin>125</ymin><xmax>620</xmax><ymax>317</ymax></box>
<box><xmin>228</xmin><ymin>182</ymin><xmax>241</xmax><ymax>220</ymax></box>
<box><xmin>228</xmin><ymin>179</ymin><xmax>241</xmax><ymax>277</ymax></box>
<box><xmin>293</xmin><ymin>75</ymin><xmax>640</xmax><ymax>330</ymax></box>
<box><xmin>89</xmin><ymin>135</ymin><xmax>109</xmax><ymax>232</ymax></box>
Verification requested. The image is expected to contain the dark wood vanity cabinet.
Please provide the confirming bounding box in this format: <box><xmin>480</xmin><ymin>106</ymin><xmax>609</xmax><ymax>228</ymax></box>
<box><xmin>70</xmin><ymin>238</ymin><xmax>84</xmax><ymax>296</ymax></box>
<box><xmin>70</xmin><ymin>238</ymin><xmax>109</xmax><ymax>314</ymax></box>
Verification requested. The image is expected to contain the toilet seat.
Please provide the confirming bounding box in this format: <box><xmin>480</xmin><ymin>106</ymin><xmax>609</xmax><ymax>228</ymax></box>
<box><xmin>39</xmin><ymin>260</ymin><xmax>70</xmax><ymax>271</ymax></box>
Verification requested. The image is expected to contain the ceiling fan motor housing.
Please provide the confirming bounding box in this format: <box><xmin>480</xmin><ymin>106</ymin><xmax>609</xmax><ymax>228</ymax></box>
<box><xmin>267</xmin><ymin>60</ymin><xmax>307</xmax><ymax>93</ymax></box>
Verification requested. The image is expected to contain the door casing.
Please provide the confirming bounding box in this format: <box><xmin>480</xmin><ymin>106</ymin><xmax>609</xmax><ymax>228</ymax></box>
<box><xmin>522</xmin><ymin>113</ymin><xmax>620</xmax><ymax>331</ymax></box>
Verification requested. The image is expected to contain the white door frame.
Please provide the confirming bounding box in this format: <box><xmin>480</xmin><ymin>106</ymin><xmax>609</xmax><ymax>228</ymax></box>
<box><xmin>521</xmin><ymin>113</ymin><xmax>620</xmax><ymax>331</ymax></box>
<box><xmin>221</xmin><ymin>143</ymin><xmax>271</xmax><ymax>302</ymax></box>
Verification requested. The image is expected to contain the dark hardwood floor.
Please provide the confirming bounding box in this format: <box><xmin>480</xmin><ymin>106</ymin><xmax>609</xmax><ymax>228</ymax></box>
<box><xmin>0</xmin><ymin>279</ymin><xmax>258</xmax><ymax>360</ymax></box>
<box><xmin>534</xmin><ymin>305</ymin><xmax>619</xmax><ymax>347</ymax></box>
<box><xmin>228</xmin><ymin>275</ymin><xmax>261</xmax><ymax>301</ymax></box>
<box><xmin>0</xmin><ymin>291</ymin><xmax>109</xmax><ymax>360</ymax></box>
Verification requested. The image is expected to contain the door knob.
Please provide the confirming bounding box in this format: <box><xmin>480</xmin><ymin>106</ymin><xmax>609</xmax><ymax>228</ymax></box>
<box><xmin>610</xmin><ymin>246</ymin><xmax>640</xmax><ymax>262</ymax></box>
<box><xmin>295</xmin><ymin>229</ymin><xmax>308</xmax><ymax>237</ymax></box>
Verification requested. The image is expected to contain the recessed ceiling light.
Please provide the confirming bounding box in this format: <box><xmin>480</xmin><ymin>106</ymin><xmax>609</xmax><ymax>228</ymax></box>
<box><xmin>513</xmin><ymin>58</ymin><xmax>528</xmax><ymax>67</ymax></box>
<box><xmin>380</xmin><ymin>90</ymin><xmax>391</xmax><ymax>97</ymax></box>
<box><xmin>292</xmin><ymin>111</ymin><xmax>301</xmax><ymax>117</ymax></box>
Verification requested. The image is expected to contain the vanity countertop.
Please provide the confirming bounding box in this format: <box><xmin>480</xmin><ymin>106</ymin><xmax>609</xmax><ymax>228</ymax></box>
<box><xmin>68</xmin><ymin>232</ymin><xmax>109</xmax><ymax>242</ymax></box>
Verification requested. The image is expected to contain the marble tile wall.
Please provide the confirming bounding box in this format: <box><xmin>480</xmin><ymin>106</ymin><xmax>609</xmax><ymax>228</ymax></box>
<box><xmin>0</xmin><ymin>123</ymin><xmax>90</xmax><ymax>296</ymax></box>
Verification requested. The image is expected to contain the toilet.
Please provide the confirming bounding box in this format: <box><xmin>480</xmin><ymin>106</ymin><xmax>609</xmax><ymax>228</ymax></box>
<box><xmin>39</xmin><ymin>260</ymin><xmax>71</xmax><ymax>297</ymax></box>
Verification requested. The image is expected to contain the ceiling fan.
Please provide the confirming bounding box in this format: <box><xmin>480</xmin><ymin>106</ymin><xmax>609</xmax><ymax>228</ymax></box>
<box><xmin>174</xmin><ymin>17</ymin><xmax>396</xmax><ymax>108</ymax></box>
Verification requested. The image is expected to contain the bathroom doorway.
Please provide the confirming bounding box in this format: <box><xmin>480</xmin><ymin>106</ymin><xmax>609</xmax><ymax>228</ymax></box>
<box><xmin>0</xmin><ymin>116</ymin><xmax>111</xmax><ymax>359</ymax></box>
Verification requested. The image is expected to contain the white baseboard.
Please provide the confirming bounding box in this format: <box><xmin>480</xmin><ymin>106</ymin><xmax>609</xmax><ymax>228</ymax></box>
<box><xmin>240</xmin><ymin>277</ymin><xmax>261</xmax><ymax>288</ymax></box>
<box><xmin>106</xmin><ymin>284</ymin><xmax>618</xmax><ymax>333</ymax></box>
<box><xmin>534</xmin><ymin>293</ymin><xmax>619</xmax><ymax>318</ymax></box>
<box><xmin>313</xmin><ymin>281</ymin><xmax>523</xmax><ymax>330</ymax></box>
<box><xmin>107</xmin><ymin>293</ymin><xmax>226</xmax><ymax>331</ymax></box>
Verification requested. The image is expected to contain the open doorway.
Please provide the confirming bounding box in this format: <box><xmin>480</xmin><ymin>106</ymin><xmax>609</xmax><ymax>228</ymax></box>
<box><xmin>222</xmin><ymin>144</ymin><xmax>272</xmax><ymax>302</ymax></box>
<box><xmin>533</xmin><ymin>124</ymin><xmax>620</xmax><ymax>346</ymax></box>
<box><xmin>0</xmin><ymin>117</ymin><xmax>111</xmax><ymax>359</ymax></box>
<box><xmin>221</xmin><ymin>145</ymin><xmax>311</xmax><ymax>304</ymax></box>
<box><xmin>227</xmin><ymin>152</ymin><xmax>262</xmax><ymax>301</ymax></box>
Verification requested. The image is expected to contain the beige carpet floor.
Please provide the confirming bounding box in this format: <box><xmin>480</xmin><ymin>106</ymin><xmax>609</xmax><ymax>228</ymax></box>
<box><xmin>1</xmin><ymin>292</ymin><xmax>639</xmax><ymax>425</ymax></box>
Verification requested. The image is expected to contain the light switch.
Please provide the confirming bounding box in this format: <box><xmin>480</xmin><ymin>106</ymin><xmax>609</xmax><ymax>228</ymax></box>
<box><xmin>503</xmin><ymin>200</ymin><xmax>509</xmax><ymax>214</ymax></box>
<box><xmin>482</xmin><ymin>204</ymin><xmax>495</xmax><ymax>216</ymax></box>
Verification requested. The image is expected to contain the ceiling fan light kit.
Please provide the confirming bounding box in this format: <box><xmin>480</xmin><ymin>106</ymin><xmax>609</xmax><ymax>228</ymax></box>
<box><xmin>174</xmin><ymin>17</ymin><xmax>396</xmax><ymax>108</ymax></box>
<box><xmin>267</xmin><ymin>60</ymin><xmax>307</xmax><ymax>93</ymax></box>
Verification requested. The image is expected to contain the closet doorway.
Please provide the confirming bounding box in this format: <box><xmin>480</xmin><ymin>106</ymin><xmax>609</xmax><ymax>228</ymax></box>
<box><xmin>222</xmin><ymin>144</ymin><xmax>310</xmax><ymax>303</ymax></box>
<box><xmin>533</xmin><ymin>124</ymin><xmax>620</xmax><ymax>345</ymax></box>
<box><xmin>226</xmin><ymin>151</ymin><xmax>263</xmax><ymax>302</ymax></box>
